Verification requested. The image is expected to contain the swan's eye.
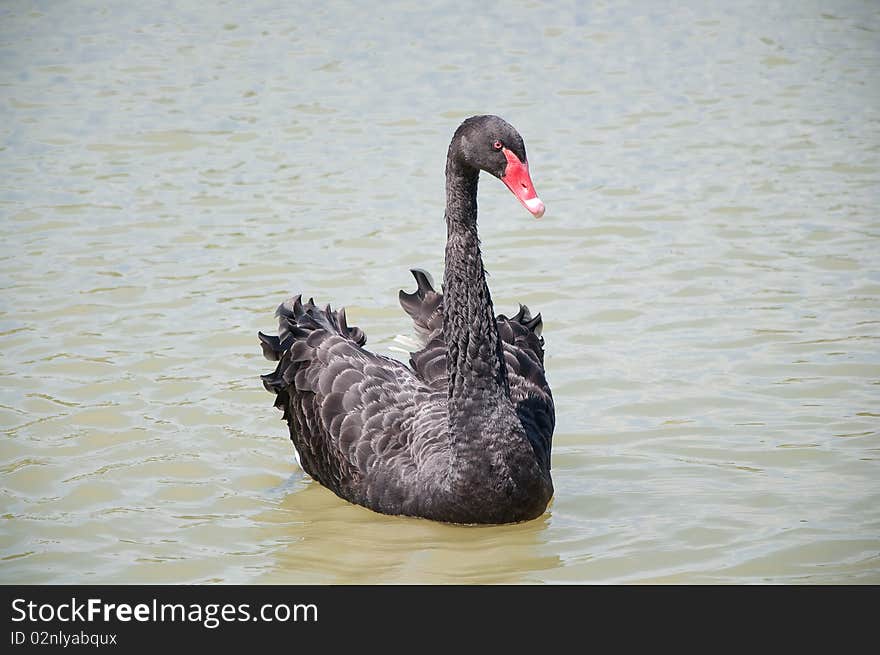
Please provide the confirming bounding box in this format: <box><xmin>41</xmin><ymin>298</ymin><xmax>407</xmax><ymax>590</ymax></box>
<box><xmin>493</xmin><ymin>140</ymin><xmax>503</xmax><ymax>150</ymax></box>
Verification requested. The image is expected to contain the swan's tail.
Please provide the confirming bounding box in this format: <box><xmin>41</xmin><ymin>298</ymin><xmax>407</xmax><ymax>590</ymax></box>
<box><xmin>398</xmin><ymin>269</ymin><xmax>443</xmax><ymax>344</ymax></box>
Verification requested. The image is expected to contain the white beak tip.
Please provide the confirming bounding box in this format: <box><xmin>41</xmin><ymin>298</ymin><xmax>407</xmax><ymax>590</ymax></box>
<box><xmin>525</xmin><ymin>197</ymin><xmax>545</xmax><ymax>218</ymax></box>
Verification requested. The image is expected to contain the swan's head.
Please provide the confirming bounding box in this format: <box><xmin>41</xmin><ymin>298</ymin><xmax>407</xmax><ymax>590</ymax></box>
<box><xmin>451</xmin><ymin>115</ymin><xmax>545</xmax><ymax>218</ymax></box>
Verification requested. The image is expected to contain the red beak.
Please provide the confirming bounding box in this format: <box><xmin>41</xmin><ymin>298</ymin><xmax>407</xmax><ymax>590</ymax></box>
<box><xmin>500</xmin><ymin>147</ymin><xmax>545</xmax><ymax>218</ymax></box>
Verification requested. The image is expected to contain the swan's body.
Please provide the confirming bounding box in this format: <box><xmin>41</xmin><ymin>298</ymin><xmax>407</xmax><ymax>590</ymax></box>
<box><xmin>259</xmin><ymin>115</ymin><xmax>554</xmax><ymax>524</ymax></box>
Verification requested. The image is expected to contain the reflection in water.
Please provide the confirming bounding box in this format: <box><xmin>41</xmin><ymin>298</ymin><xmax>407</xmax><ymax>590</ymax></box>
<box><xmin>1</xmin><ymin>1</ymin><xmax>879</xmax><ymax>583</ymax></box>
<box><xmin>255</xmin><ymin>483</ymin><xmax>562</xmax><ymax>584</ymax></box>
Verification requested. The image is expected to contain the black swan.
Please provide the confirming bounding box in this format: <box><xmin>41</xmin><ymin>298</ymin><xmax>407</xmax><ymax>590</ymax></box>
<box><xmin>259</xmin><ymin>115</ymin><xmax>554</xmax><ymax>524</ymax></box>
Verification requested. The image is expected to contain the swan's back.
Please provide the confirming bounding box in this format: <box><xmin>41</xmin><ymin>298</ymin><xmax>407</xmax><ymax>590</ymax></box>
<box><xmin>259</xmin><ymin>272</ymin><xmax>554</xmax><ymax>523</ymax></box>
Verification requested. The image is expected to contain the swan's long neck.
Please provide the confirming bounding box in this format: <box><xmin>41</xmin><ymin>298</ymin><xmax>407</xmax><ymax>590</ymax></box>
<box><xmin>443</xmin><ymin>157</ymin><xmax>510</xmax><ymax>423</ymax></box>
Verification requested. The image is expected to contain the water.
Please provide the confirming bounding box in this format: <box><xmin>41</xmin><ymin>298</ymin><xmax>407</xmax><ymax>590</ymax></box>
<box><xmin>1</xmin><ymin>0</ymin><xmax>878</xmax><ymax>583</ymax></box>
